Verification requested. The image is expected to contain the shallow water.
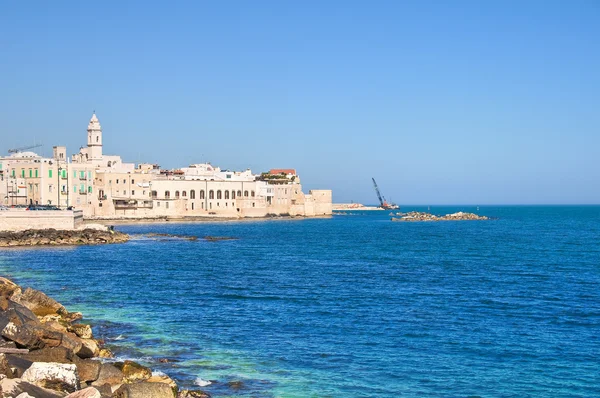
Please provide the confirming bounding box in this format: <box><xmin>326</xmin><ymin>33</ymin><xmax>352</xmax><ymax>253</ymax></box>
<box><xmin>1</xmin><ymin>206</ymin><xmax>599</xmax><ymax>397</ymax></box>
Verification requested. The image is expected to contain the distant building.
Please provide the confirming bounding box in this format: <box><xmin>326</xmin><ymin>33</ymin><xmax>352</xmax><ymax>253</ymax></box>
<box><xmin>0</xmin><ymin>114</ymin><xmax>332</xmax><ymax>219</ymax></box>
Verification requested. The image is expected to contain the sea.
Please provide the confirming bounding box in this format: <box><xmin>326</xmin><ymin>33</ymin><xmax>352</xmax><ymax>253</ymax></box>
<box><xmin>0</xmin><ymin>206</ymin><xmax>599</xmax><ymax>397</ymax></box>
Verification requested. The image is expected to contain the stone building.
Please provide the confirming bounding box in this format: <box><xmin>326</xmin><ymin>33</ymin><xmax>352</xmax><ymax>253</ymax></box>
<box><xmin>1</xmin><ymin>113</ymin><xmax>332</xmax><ymax>219</ymax></box>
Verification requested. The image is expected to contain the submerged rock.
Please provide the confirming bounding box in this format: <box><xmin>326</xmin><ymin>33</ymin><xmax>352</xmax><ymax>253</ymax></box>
<box><xmin>203</xmin><ymin>236</ymin><xmax>238</xmax><ymax>241</ymax></box>
<box><xmin>114</xmin><ymin>360</ymin><xmax>152</xmax><ymax>383</ymax></box>
<box><xmin>0</xmin><ymin>229</ymin><xmax>129</xmax><ymax>247</ymax></box>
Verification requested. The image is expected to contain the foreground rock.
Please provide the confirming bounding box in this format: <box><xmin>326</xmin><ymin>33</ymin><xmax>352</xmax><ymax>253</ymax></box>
<box><xmin>0</xmin><ymin>278</ymin><xmax>181</xmax><ymax>398</ymax></box>
<box><xmin>392</xmin><ymin>211</ymin><xmax>489</xmax><ymax>222</ymax></box>
<box><xmin>0</xmin><ymin>229</ymin><xmax>129</xmax><ymax>247</ymax></box>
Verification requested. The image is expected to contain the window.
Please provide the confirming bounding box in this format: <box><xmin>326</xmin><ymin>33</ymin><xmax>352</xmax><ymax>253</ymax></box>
<box><xmin>225</xmin><ymin>191</ymin><xmax>230</xmax><ymax>199</ymax></box>
<box><xmin>157</xmin><ymin>201</ymin><xmax>160</xmax><ymax>207</ymax></box>
<box><xmin>88</xmin><ymin>186</ymin><xmax>92</xmax><ymax>193</ymax></box>
<box><xmin>231</xmin><ymin>190</ymin><xmax>236</xmax><ymax>199</ymax></box>
<box><xmin>165</xmin><ymin>191</ymin><xmax>170</xmax><ymax>199</ymax></box>
<box><xmin>21</xmin><ymin>169</ymin><xmax>25</xmax><ymax>178</ymax></box>
<box><xmin>123</xmin><ymin>190</ymin><xmax>126</xmax><ymax>195</ymax></box>
<box><xmin>132</xmin><ymin>179</ymin><xmax>135</xmax><ymax>184</ymax></box>
<box><xmin>116</xmin><ymin>179</ymin><xmax>119</xmax><ymax>184</ymax></box>
<box><xmin>88</xmin><ymin>171</ymin><xmax>92</xmax><ymax>179</ymax></box>
<box><xmin>190</xmin><ymin>190</ymin><xmax>196</xmax><ymax>199</ymax></box>
<box><xmin>35</xmin><ymin>169</ymin><xmax>38</xmax><ymax>178</ymax></box>
<box><xmin>191</xmin><ymin>203</ymin><xmax>194</xmax><ymax>210</ymax></box>
<box><xmin>200</xmin><ymin>190</ymin><xmax>205</xmax><ymax>199</ymax></box>
<box><xmin>182</xmin><ymin>191</ymin><xmax>187</xmax><ymax>197</ymax></box>
<box><xmin>237</xmin><ymin>190</ymin><xmax>242</xmax><ymax>197</ymax></box>
<box><xmin>226</xmin><ymin>174</ymin><xmax>231</xmax><ymax>179</ymax></box>
<box><xmin>166</xmin><ymin>202</ymin><xmax>169</xmax><ymax>209</ymax></box>
<box><xmin>151</xmin><ymin>191</ymin><xmax>157</xmax><ymax>198</ymax></box>
<box><xmin>49</xmin><ymin>170</ymin><xmax>53</xmax><ymax>178</ymax></box>
<box><xmin>244</xmin><ymin>190</ymin><xmax>248</xmax><ymax>197</ymax></box>
<box><xmin>251</xmin><ymin>190</ymin><xmax>255</xmax><ymax>197</ymax></box>
<box><xmin>132</xmin><ymin>190</ymin><xmax>135</xmax><ymax>195</ymax></box>
<box><xmin>96</xmin><ymin>136</ymin><xmax>99</xmax><ymax>143</ymax></box>
<box><xmin>29</xmin><ymin>169</ymin><xmax>32</xmax><ymax>178</ymax></box>
<box><xmin>217</xmin><ymin>190</ymin><xmax>222</xmax><ymax>199</ymax></box>
<box><xmin>209</xmin><ymin>190</ymin><xmax>214</xmax><ymax>199</ymax></box>
<box><xmin>175</xmin><ymin>191</ymin><xmax>180</xmax><ymax>199</ymax></box>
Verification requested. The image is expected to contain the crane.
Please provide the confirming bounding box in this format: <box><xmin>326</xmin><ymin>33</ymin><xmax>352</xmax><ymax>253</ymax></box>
<box><xmin>8</xmin><ymin>144</ymin><xmax>42</xmax><ymax>154</ymax></box>
<box><xmin>372</xmin><ymin>178</ymin><xmax>399</xmax><ymax>210</ymax></box>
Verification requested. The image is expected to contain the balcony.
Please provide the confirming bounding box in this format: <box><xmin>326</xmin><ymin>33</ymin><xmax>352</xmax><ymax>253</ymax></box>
<box><xmin>61</xmin><ymin>191</ymin><xmax>68</xmax><ymax>195</ymax></box>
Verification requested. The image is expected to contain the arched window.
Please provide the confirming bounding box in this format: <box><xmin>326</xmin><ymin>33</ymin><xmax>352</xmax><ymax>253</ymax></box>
<box><xmin>237</xmin><ymin>190</ymin><xmax>242</xmax><ymax>198</ymax></box>
<box><xmin>217</xmin><ymin>190</ymin><xmax>222</xmax><ymax>199</ymax></box>
<box><xmin>209</xmin><ymin>190</ymin><xmax>214</xmax><ymax>199</ymax></box>
<box><xmin>107</xmin><ymin>161</ymin><xmax>112</xmax><ymax>167</ymax></box>
<box><xmin>175</xmin><ymin>191</ymin><xmax>180</xmax><ymax>199</ymax></box>
<box><xmin>244</xmin><ymin>190</ymin><xmax>249</xmax><ymax>197</ymax></box>
<box><xmin>200</xmin><ymin>190</ymin><xmax>205</xmax><ymax>199</ymax></box>
<box><xmin>251</xmin><ymin>190</ymin><xmax>255</xmax><ymax>197</ymax></box>
<box><xmin>182</xmin><ymin>191</ymin><xmax>187</xmax><ymax>197</ymax></box>
<box><xmin>165</xmin><ymin>191</ymin><xmax>170</xmax><ymax>199</ymax></box>
<box><xmin>225</xmin><ymin>191</ymin><xmax>230</xmax><ymax>199</ymax></box>
<box><xmin>231</xmin><ymin>190</ymin><xmax>236</xmax><ymax>199</ymax></box>
<box><xmin>190</xmin><ymin>190</ymin><xmax>196</xmax><ymax>199</ymax></box>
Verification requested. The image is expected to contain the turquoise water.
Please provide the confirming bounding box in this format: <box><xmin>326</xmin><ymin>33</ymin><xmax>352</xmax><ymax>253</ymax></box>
<box><xmin>1</xmin><ymin>206</ymin><xmax>599</xmax><ymax>397</ymax></box>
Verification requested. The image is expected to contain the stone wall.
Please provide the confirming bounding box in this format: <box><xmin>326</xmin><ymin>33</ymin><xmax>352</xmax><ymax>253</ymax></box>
<box><xmin>0</xmin><ymin>209</ymin><xmax>83</xmax><ymax>231</ymax></box>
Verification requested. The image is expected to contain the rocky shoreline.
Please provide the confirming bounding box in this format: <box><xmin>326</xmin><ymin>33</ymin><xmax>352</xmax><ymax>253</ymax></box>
<box><xmin>391</xmin><ymin>211</ymin><xmax>490</xmax><ymax>222</ymax></box>
<box><xmin>0</xmin><ymin>277</ymin><xmax>208</xmax><ymax>398</ymax></box>
<box><xmin>0</xmin><ymin>230</ymin><xmax>129</xmax><ymax>248</ymax></box>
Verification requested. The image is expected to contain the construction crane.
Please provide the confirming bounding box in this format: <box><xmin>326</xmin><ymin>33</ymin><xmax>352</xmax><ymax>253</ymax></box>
<box><xmin>372</xmin><ymin>178</ymin><xmax>399</xmax><ymax>210</ymax></box>
<box><xmin>8</xmin><ymin>144</ymin><xmax>42</xmax><ymax>154</ymax></box>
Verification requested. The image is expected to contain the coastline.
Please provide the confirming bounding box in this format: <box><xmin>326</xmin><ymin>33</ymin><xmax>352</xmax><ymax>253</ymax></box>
<box><xmin>0</xmin><ymin>276</ymin><xmax>208</xmax><ymax>398</ymax></box>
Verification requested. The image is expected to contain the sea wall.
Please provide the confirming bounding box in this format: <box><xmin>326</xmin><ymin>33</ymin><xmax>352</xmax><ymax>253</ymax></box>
<box><xmin>0</xmin><ymin>210</ymin><xmax>83</xmax><ymax>232</ymax></box>
<box><xmin>0</xmin><ymin>277</ymin><xmax>207</xmax><ymax>398</ymax></box>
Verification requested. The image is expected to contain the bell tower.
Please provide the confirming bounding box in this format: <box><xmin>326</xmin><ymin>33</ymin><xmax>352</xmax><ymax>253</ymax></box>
<box><xmin>87</xmin><ymin>113</ymin><xmax>103</xmax><ymax>160</ymax></box>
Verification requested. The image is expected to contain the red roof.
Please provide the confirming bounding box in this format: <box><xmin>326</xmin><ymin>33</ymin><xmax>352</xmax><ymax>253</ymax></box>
<box><xmin>269</xmin><ymin>169</ymin><xmax>296</xmax><ymax>175</ymax></box>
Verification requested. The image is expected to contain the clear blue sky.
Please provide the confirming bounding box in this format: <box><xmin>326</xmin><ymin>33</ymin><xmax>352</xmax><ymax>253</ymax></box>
<box><xmin>1</xmin><ymin>1</ymin><xmax>598</xmax><ymax>204</ymax></box>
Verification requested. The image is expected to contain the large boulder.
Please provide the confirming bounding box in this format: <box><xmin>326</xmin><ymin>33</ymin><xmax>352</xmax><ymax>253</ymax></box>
<box><xmin>114</xmin><ymin>360</ymin><xmax>152</xmax><ymax>383</ymax></box>
<box><xmin>113</xmin><ymin>381</ymin><xmax>175</xmax><ymax>398</ymax></box>
<box><xmin>91</xmin><ymin>363</ymin><xmax>123</xmax><ymax>389</ymax></box>
<box><xmin>5</xmin><ymin>355</ymin><xmax>33</xmax><ymax>378</ymax></box>
<box><xmin>1</xmin><ymin>322</ymin><xmax>45</xmax><ymax>349</ymax></box>
<box><xmin>64</xmin><ymin>387</ymin><xmax>102</xmax><ymax>398</ymax></box>
<box><xmin>76</xmin><ymin>338</ymin><xmax>99</xmax><ymax>359</ymax></box>
<box><xmin>21</xmin><ymin>362</ymin><xmax>80</xmax><ymax>394</ymax></box>
<box><xmin>0</xmin><ymin>377</ymin><xmax>64</xmax><ymax>398</ymax></box>
<box><xmin>72</xmin><ymin>358</ymin><xmax>102</xmax><ymax>384</ymax></box>
<box><xmin>147</xmin><ymin>373</ymin><xmax>178</xmax><ymax>395</ymax></box>
<box><xmin>0</xmin><ymin>278</ymin><xmax>21</xmax><ymax>299</ymax></box>
<box><xmin>12</xmin><ymin>288</ymin><xmax>67</xmax><ymax>317</ymax></box>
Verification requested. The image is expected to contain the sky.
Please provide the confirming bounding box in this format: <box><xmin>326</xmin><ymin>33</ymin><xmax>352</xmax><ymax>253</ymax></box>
<box><xmin>0</xmin><ymin>1</ymin><xmax>598</xmax><ymax>204</ymax></box>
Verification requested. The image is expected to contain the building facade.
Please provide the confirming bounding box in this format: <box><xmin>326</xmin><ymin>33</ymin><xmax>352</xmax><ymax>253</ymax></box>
<box><xmin>1</xmin><ymin>114</ymin><xmax>332</xmax><ymax>219</ymax></box>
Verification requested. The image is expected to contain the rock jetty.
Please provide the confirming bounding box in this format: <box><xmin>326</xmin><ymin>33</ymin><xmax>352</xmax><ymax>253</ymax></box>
<box><xmin>0</xmin><ymin>277</ymin><xmax>209</xmax><ymax>398</ymax></box>
<box><xmin>392</xmin><ymin>211</ymin><xmax>489</xmax><ymax>222</ymax></box>
<box><xmin>0</xmin><ymin>229</ymin><xmax>129</xmax><ymax>248</ymax></box>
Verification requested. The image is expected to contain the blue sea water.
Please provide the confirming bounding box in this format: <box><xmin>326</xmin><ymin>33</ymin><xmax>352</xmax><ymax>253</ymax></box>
<box><xmin>1</xmin><ymin>206</ymin><xmax>599</xmax><ymax>397</ymax></box>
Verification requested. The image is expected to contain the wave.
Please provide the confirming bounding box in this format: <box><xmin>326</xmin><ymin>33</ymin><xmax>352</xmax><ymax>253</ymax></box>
<box><xmin>195</xmin><ymin>377</ymin><xmax>212</xmax><ymax>387</ymax></box>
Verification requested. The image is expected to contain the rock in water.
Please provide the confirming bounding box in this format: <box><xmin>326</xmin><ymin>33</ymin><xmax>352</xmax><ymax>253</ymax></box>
<box><xmin>21</xmin><ymin>362</ymin><xmax>80</xmax><ymax>394</ymax></box>
<box><xmin>115</xmin><ymin>360</ymin><xmax>152</xmax><ymax>383</ymax></box>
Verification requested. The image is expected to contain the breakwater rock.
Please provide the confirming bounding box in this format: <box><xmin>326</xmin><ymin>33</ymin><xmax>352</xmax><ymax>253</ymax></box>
<box><xmin>0</xmin><ymin>277</ymin><xmax>210</xmax><ymax>398</ymax></box>
<box><xmin>392</xmin><ymin>211</ymin><xmax>489</xmax><ymax>222</ymax></box>
<box><xmin>0</xmin><ymin>229</ymin><xmax>129</xmax><ymax>247</ymax></box>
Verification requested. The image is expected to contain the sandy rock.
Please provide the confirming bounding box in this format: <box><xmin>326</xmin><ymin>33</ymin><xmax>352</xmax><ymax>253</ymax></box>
<box><xmin>1</xmin><ymin>322</ymin><xmax>45</xmax><ymax>350</ymax></box>
<box><xmin>76</xmin><ymin>338</ymin><xmax>99</xmax><ymax>359</ymax></box>
<box><xmin>15</xmin><ymin>392</ymin><xmax>35</xmax><ymax>398</ymax></box>
<box><xmin>0</xmin><ymin>278</ymin><xmax>22</xmax><ymax>299</ymax></box>
<box><xmin>147</xmin><ymin>373</ymin><xmax>178</xmax><ymax>396</ymax></box>
<box><xmin>114</xmin><ymin>360</ymin><xmax>152</xmax><ymax>383</ymax></box>
<box><xmin>97</xmin><ymin>348</ymin><xmax>113</xmax><ymax>358</ymax></box>
<box><xmin>0</xmin><ymin>377</ymin><xmax>64</xmax><ymax>398</ymax></box>
<box><xmin>21</xmin><ymin>362</ymin><xmax>80</xmax><ymax>394</ymax></box>
<box><xmin>113</xmin><ymin>381</ymin><xmax>175</xmax><ymax>398</ymax></box>
<box><xmin>69</xmin><ymin>324</ymin><xmax>93</xmax><ymax>339</ymax></box>
<box><xmin>12</xmin><ymin>288</ymin><xmax>67</xmax><ymax>317</ymax></box>
<box><xmin>64</xmin><ymin>386</ymin><xmax>102</xmax><ymax>398</ymax></box>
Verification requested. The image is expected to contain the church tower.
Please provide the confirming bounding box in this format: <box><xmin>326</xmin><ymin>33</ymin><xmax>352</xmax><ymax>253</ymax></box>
<box><xmin>87</xmin><ymin>113</ymin><xmax>103</xmax><ymax>160</ymax></box>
